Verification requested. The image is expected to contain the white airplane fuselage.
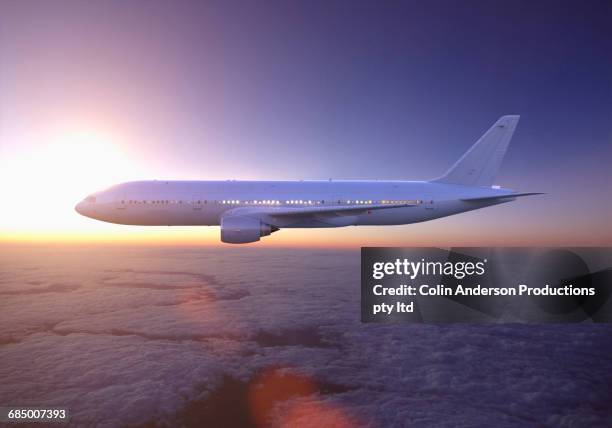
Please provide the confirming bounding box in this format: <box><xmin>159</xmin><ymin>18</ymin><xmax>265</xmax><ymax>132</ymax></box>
<box><xmin>75</xmin><ymin>180</ymin><xmax>515</xmax><ymax>228</ymax></box>
<box><xmin>75</xmin><ymin>116</ymin><xmax>540</xmax><ymax>243</ymax></box>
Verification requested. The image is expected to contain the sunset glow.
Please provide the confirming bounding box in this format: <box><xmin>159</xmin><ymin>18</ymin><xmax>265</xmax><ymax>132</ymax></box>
<box><xmin>1</xmin><ymin>125</ymin><xmax>149</xmax><ymax>235</ymax></box>
<box><xmin>1</xmin><ymin>0</ymin><xmax>610</xmax><ymax>247</ymax></box>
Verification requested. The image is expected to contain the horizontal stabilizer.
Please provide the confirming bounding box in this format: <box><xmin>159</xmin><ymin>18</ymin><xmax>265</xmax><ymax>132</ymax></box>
<box><xmin>461</xmin><ymin>192</ymin><xmax>544</xmax><ymax>202</ymax></box>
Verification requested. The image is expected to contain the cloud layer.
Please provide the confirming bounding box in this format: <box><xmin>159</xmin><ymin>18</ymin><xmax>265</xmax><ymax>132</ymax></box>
<box><xmin>1</xmin><ymin>245</ymin><xmax>611</xmax><ymax>426</ymax></box>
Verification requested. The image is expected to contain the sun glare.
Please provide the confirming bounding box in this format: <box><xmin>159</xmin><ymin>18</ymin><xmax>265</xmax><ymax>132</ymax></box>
<box><xmin>0</xmin><ymin>129</ymin><xmax>149</xmax><ymax>235</ymax></box>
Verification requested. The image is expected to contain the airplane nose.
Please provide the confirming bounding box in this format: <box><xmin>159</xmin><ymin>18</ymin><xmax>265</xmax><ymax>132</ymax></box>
<box><xmin>75</xmin><ymin>201</ymin><xmax>85</xmax><ymax>215</ymax></box>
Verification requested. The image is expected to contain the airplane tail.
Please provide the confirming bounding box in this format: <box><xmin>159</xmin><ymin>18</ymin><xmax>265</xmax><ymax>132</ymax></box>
<box><xmin>432</xmin><ymin>115</ymin><xmax>520</xmax><ymax>186</ymax></box>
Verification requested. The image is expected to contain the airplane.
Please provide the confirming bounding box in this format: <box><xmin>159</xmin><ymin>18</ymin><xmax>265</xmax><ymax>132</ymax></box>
<box><xmin>76</xmin><ymin>115</ymin><xmax>541</xmax><ymax>244</ymax></box>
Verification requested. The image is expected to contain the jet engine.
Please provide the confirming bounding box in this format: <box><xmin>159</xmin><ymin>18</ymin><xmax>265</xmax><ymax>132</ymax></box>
<box><xmin>220</xmin><ymin>216</ymin><xmax>278</xmax><ymax>244</ymax></box>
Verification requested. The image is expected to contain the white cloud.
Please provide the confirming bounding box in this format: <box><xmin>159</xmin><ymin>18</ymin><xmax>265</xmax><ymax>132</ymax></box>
<box><xmin>1</xmin><ymin>246</ymin><xmax>611</xmax><ymax>426</ymax></box>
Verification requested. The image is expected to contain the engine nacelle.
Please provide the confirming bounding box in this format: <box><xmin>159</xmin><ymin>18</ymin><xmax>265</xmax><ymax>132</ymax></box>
<box><xmin>220</xmin><ymin>216</ymin><xmax>278</xmax><ymax>244</ymax></box>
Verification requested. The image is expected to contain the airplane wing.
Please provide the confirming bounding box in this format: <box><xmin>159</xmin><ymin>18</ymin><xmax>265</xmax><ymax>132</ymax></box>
<box><xmin>222</xmin><ymin>202</ymin><xmax>416</xmax><ymax>226</ymax></box>
<box><xmin>263</xmin><ymin>202</ymin><xmax>416</xmax><ymax>217</ymax></box>
<box><xmin>460</xmin><ymin>192</ymin><xmax>544</xmax><ymax>202</ymax></box>
<box><xmin>226</xmin><ymin>202</ymin><xmax>416</xmax><ymax>217</ymax></box>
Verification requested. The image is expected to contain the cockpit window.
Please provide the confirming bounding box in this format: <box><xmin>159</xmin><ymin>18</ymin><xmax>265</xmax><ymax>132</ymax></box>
<box><xmin>85</xmin><ymin>196</ymin><xmax>96</xmax><ymax>203</ymax></box>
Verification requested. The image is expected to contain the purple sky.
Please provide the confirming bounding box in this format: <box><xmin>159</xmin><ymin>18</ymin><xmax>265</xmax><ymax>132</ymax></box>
<box><xmin>1</xmin><ymin>0</ymin><xmax>610</xmax><ymax>245</ymax></box>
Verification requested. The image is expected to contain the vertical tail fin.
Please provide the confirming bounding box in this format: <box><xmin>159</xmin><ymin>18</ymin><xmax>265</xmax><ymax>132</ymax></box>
<box><xmin>432</xmin><ymin>115</ymin><xmax>520</xmax><ymax>186</ymax></box>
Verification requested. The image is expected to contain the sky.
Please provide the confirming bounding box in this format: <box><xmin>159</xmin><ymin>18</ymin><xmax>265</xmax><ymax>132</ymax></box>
<box><xmin>0</xmin><ymin>0</ymin><xmax>611</xmax><ymax>247</ymax></box>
